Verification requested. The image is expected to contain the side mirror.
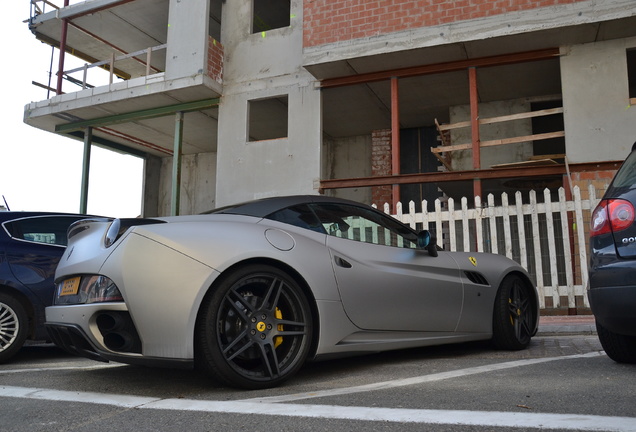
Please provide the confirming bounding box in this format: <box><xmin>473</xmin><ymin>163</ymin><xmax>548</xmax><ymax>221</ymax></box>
<box><xmin>417</xmin><ymin>230</ymin><xmax>438</xmax><ymax>257</ymax></box>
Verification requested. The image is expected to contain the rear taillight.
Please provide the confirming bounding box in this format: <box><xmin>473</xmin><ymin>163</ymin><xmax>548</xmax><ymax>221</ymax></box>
<box><xmin>590</xmin><ymin>199</ymin><xmax>635</xmax><ymax>237</ymax></box>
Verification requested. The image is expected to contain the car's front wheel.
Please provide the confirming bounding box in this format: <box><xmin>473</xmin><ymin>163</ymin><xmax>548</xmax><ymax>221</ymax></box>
<box><xmin>492</xmin><ymin>274</ymin><xmax>536</xmax><ymax>350</ymax></box>
<box><xmin>596</xmin><ymin>320</ymin><xmax>636</xmax><ymax>364</ymax></box>
<box><xmin>196</xmin><ymin>264</ymin><xmax>313</xmax><ymax>389</ymax></box>
<box><xmin>0</xmin><ymin>293</ymin><xmax>28</xmax><ymax>363</ymax></box>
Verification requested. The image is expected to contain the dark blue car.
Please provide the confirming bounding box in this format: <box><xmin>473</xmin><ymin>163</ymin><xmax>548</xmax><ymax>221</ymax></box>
<box><xmin>0</xmin><ymin>212</ymin><xmax>91</xmax><ymax>362</ymax></box>
<box><xmin>589</xmin><ymin>142</ymin><xmax>636</xmax><ymax>363</ymax></box>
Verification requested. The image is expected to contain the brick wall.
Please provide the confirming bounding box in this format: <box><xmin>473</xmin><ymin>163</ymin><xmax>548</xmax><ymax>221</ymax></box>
<box><xmin>371</xmin><ymin>129</ymin><xmax>393</xmax><ymax>206</ymax></box>
<box><xmin>304</xmin><ymin>0</ymin><xmax>588</xmax><ymax>47</ymax></box>
<box><xmin>570</xmin><ymin>170</ymin><xmax>617</xmax><ymax>202</ymax></box>
<box><xmin>207</xmin><ymin>37</ymin><xmax>224</xmax><ymax>83</ymax></box>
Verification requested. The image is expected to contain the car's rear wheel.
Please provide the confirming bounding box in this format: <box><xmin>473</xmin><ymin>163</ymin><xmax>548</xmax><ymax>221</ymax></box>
<box><xmin>596</xmin><ymin>320</ymin><xmax>636</xmax><ymax>363</ymax></box>
<box><xmin>196</xmin><ymin>264</ymin><xmax>313</xmax><ymax>389</ymax></box>
<box><xmin>492</xmin><ymin>274</ymin><xmax>535</xmax><ymax>350</ymax></box>
<box><xmin>0</xmin><ymin>293</ymin><xmax>28</xmax><ymax>363</ymax></box>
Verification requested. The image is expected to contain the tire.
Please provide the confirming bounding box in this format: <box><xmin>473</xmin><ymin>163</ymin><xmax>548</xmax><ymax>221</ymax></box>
<box><xmin>492</xmin><ymin>274</ymin><xmax>536</xmax><ymax>350</ymax></box>
<box><xmin>596</xmin><ymin>320</ymin><xmax>636</xmax><ymax>364</ymax></box>
<box><xmin>195</xmin><ymin>264</ymin><xmax>313</xmax><ymax>389</ymax></box>
<box><xmin>0</xmin><ymin>293</ymin><xmax>29</xmax><ymax>363</ymax></box>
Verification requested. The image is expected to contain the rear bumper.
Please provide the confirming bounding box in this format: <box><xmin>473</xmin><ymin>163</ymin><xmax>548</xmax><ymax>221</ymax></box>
<box><xmin>46</xmin><ymin>322</ymin><xmax>193</xmax><ymax>369</ymax></box>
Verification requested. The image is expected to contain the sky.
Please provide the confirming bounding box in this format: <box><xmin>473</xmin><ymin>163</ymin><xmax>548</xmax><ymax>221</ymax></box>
<box><xmin>0</xmin><ymin>2</ymin><xmax>143</xmax><ymax>217</ymax></box>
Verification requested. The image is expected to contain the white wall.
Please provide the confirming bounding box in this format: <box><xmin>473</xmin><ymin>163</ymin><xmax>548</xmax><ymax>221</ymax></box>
<box><xmin>165</xmin><ymin>0</ymin><xmax>210</xmax><ymax>80</ymax></box>
<box><xmin>561</xmin><ymin>37</ymin><xmax>636</xmax><ymax>163</ymax></box>
<box><xmin>158</xmin><ymin>152</ymin><xmax>217</xmax><ymax>215</ymax></box>
<box><xmin>323</xmin><ymin>134</ymin><xmax>372</xmax><ymax>203</ymax></box>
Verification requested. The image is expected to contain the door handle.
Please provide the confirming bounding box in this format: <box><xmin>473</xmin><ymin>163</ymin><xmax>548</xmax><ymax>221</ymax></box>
<box><xmin>334</xmin><ymin>256</ymin><xmax>352</xmax><ymax>268</ymax></box>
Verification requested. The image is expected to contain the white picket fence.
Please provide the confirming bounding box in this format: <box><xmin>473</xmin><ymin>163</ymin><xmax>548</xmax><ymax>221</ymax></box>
<box><xmin>380</xmin><ymin>185</ymin><xmax>600</xmax><ymax>310</ymax></box>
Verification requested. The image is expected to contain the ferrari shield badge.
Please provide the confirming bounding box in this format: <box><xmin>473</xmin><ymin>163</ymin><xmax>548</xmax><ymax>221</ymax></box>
<box><xmin>469</xmin><ymin>256</ymin><xmax>477</xmax><ymax>266</ymax></box>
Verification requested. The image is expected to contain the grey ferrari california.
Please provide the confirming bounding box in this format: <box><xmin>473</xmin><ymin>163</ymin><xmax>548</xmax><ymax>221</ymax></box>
<box><xmin>46</xmin><ymin>195</ymin><xmax>538</xmax><ymax>389</ymax></box>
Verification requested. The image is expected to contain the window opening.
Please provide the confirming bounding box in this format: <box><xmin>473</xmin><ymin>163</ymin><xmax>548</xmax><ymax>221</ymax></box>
<box><xmin>248</xmin><ymin>96</ymin><xmax>289</xmax><ymax>141</ymax></box>
<box><xmin>209</xmin><ymin>0</ymin><xmax>223</xmax><ymax>41</ymax></box>
<box><xmin>252</xmin><ymin>0</ymin><xmax>290</xmax><ymax>33</ymax></box>
<box><xmin>628</xmin><ymin>48</ymin><xmax>636</xmax><ymax>100</ymax></box>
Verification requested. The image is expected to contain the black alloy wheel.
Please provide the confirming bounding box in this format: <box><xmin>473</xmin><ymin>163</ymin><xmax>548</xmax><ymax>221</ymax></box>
<box><xmin>492</xmin><ymin>274</ymin><xmax>535</xmax><ymax>350</ymax></box>
<box><xmin>196</xmin><ymin>264</ymin><xmax>313</xmax><ymax>389</ymax></box>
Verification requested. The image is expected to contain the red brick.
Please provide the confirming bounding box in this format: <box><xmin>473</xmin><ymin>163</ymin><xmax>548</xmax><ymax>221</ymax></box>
<box><xmin>304</xmin><ymin>0</ymin><xmax>588</xmax><ymax>47</ymax></box>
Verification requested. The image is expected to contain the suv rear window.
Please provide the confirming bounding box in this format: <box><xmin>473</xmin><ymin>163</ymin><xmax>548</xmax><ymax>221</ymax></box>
<box><xmin>612</xmin><ymin>150</ymin><xmax>636</xmax><ymax>188</ymax></box>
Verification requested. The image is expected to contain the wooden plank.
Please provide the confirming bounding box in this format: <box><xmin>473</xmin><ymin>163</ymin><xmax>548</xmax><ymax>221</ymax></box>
<box><xmin>528</xmin><ymin>153</ymin><xmax>565</xmax><ymax>160</ymax></box>
<box><xmin>436</xmin><ymin>107</ymin><xmax>564</xmax><ymax>131</ymax></box>
<box><xmin>544</xmin><ymin>189</ymin><xmax>560</xmax><ymax>307</ymax></box>
<box><xmin>529</xmin><ymin>190</ymin><xmax>545</xmax><ymax>308</ymax></box>
<box><xmin>431</xmin><ymin>131</ymin><xmax>565</xmax><ymax>153</ymax></box>
<box><xmin>432</xmin><ymin>150</ymin><xmax>454</xmax><ymax>171</ymax></box>
<box><xmin>491</xmin><ymin>159</ymin><xmax>559</xmax><ymax>168</ymax></box>
<box><xmin>480</xmin><ymin>107</ymin><xmax>563</xmax><ymax>125</ymax></box>
<box><xmin>481</xmin><ymin>131</ymin><xmax>565</xmax><ymax>147</ymax></box>
<box><xmin>558</xmin><ymin>188</ymin><xmax>575</xmax><ymax>308</ymax></box>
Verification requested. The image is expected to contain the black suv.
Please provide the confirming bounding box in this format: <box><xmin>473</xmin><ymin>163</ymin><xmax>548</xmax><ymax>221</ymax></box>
<box><xmin>589</xmin><ymin>142</ymin><xmax>636</xmax><ymax>363</ymax></box>
<box><xmin>0</xmin><ymin>212</ymin><xmax>91</xmax><ymax>362</ymax></box>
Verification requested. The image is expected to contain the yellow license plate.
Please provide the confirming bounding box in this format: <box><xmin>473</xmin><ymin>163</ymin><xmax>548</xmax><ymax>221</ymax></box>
<box><xmin>60</xmin><ymin>277</ymin><xmax>81</xmax><ymax>296</ymax></box>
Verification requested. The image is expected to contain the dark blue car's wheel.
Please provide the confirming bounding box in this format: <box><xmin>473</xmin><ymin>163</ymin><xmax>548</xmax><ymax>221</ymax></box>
<box><xmin>492</xmin><ymin>274</ymin><xmax>535</xmax><ymax>350</ymax></box>
<box><xmin>0</xmin><ymin>293</ymin><xmax>28</xmax><ymax>363</ymax></box>
<box><xmin>596</xmin><ymin>320</ymin><xmax>636</xmax><ymax>364</ymax></box>
<box><xmin>196</xmin><ymin>264</ymin><xmax>313</xmax><ymax>389</ymax></box>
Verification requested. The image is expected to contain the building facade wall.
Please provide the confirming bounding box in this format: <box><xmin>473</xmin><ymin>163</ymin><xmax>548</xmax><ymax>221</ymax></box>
<box><xmin>165</xmin><ymin>0</ymin><xmax>210</xmax><ymax>80</ymax></box>
<box><xmin>215</xmin><ymin>0</ymin><xmax>322</xmax><ymax>207</ymax></box>
<box><xmin>561</xmin><ymin>36</ymin><xmax>636</xmax><ymax>164</ymax></box>
<box><xmin>158</xmin><ymin>152</ymin><xmax>217</xmax><ymax>215</ymax></box>
<box><xmin>303</xmin><ymin>0</ymin><xmax>588</xmax><ymax>48</ymax></box>
<box><xmin>323</xmin><ymin>134</ymin><xmax>373</xmax><ymax>203</ymax></box>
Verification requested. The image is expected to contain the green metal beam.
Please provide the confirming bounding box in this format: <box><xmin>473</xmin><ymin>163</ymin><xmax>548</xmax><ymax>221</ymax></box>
<box><xmin>55</xmin><ymin>98</ymin><xmax>220</xmax><ymax>133</ymax></box>
<box><xmin>171</xmin><ymin>112</ymin><xmax>184</xmax><ymax>216</ymax></box>
<box><xmin>80</xmin><ymin>127</ymin><xmax>92</xmax><ymax>214</ymax></box>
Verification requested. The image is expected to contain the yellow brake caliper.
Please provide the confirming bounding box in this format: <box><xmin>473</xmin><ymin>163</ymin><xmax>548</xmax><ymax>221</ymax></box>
<box><xmin>509</xmin><ymin>298</ymin><xmax>515</xmax><ymax>325</ymax></box>
<box><xmin>509</xmin><ymin>298</ymin><xmax>520</xmax><ymax>325</ymax></box>
<box><xmin>274</xmin><ymin>307</ymin><xmax>283</xmax><ymax>348</ymax></box>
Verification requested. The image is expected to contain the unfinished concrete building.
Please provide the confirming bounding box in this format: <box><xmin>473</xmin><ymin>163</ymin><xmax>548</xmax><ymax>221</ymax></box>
<box><xmin>24</xmin><ymin>0</ymin><xmax>636</xmax><ymax>217</ymax></box>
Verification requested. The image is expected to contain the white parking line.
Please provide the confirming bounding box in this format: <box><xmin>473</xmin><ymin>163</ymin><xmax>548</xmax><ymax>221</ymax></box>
<box><xmin>1</xmin><ymin>383</ymin><xmax>633</xmax><ymax>431</ymax></box>
<box><xmin>1</xmin><ymin>351</ymin><xmax>624</xmax><ymax>430</ymax></box>
<box><xmin>0</xmin><ymin>363</ymin><xmax>123</xmax><ymax>375</ymax></box>
<box><xmin>243</xmin><ymin>352</ymin><xmax>604</xmax><ymax>403</ymax></box>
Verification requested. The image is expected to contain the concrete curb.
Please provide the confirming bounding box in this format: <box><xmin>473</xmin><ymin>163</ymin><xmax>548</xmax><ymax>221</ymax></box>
<box><xmin>536</xmin><ymin>316</ymin><xmax>597</xmax><ymax>336</ymax></box>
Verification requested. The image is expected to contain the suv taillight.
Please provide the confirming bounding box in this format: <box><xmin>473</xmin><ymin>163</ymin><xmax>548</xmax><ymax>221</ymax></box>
<box><xmin>590</xmin><ymin>199</ymin><xmax>635</xmax><ymax>237</ymax></box>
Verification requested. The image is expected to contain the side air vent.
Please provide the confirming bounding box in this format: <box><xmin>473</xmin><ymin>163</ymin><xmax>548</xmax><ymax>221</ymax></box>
<box><xmin>464</xmin><ymin>271</ymin><xmax>490</xmax><ymax>286</ymax></box>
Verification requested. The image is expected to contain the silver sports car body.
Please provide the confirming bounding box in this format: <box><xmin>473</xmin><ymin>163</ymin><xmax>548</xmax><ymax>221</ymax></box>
<box><xmin>46</xmin><ymin>195</ymin><xmax>539</xmax><ymax>389</ymax></box>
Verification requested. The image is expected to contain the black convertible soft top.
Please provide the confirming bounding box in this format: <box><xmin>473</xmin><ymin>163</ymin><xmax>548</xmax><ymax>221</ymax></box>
<box><xmin>203</xmin><ymin>195</ymin><xmax>364</xmax><ymax>218</ymax></box>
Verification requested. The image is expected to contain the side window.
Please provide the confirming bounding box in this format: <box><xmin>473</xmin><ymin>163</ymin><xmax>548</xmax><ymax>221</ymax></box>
<box><xmin>4</xmin><ymin>216</ymin><xmax>80</xmax><ymax>246</ymax></box>
<box><xmin>310</xmin><ymin>203</ymin><xmax>418</xmax><ymax>249</ymax></box>
<box><xmin>266</xmin><ymin>205</ymin><xmax>326</xmax><ymax>233</ymax></box>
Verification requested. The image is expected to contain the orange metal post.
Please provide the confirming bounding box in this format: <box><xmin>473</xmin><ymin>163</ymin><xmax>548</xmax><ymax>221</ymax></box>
<box><xmin>56</xmin><ymin>1</ymin><xmax>71</xmax><ymax>95</ymax></box>
<box><xmin>469</xmin><ymin>67</ymin><xmax>482</xmax><ymax>198</ymax></box>
<box><xmin>391</xmin><ymin>77</ymin><xmax>400</xmax><ymax>211</ymax></box>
